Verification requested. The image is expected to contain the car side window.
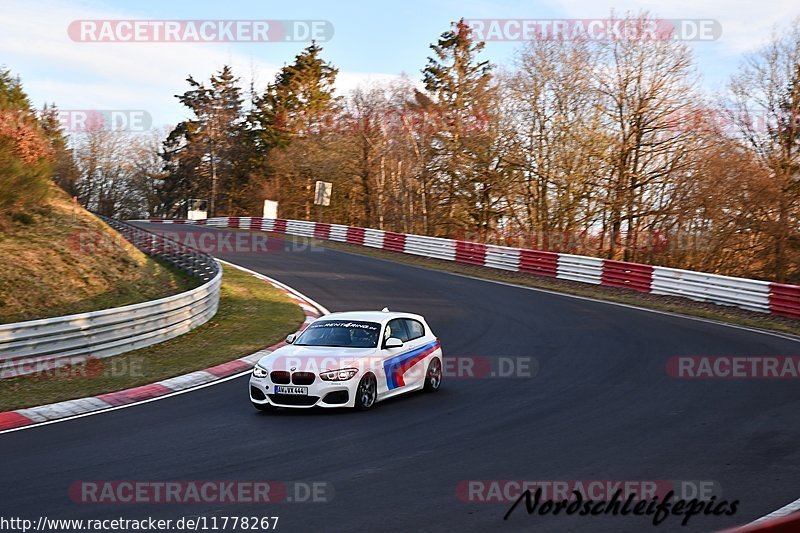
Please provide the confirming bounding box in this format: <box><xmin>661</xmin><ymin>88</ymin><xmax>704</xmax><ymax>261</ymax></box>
<box><xmin>384</xmin><ymin>319</ymin><xmax>410</xmax><ymax>344</ymax></box>
<box><xmin>403</xmin><ymin>319</ymin><xmax>425</xmax><ymax>340</ymax></box>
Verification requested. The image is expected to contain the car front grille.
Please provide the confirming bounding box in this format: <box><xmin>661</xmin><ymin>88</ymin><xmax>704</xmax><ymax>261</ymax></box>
<box><xmin>270</xmin><ymin>371</ymin><xmax>290</xmax><ymax>384</ymax></box>
<box><xmin>291</xmin><ymin>372</ymin><xmax>316</xmax><ymax>385</ymax></box>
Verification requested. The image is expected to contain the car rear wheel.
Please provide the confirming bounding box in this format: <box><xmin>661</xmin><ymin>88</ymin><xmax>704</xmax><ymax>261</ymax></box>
<box><xmin>424</xmin><ymin>358</ymin><xmax>442</xmax><ymax>392</ymax></box>
<box><xmin>355</xmin><ymin>373</ymin><xmax>377</xmax><ymax>410</ymax></box>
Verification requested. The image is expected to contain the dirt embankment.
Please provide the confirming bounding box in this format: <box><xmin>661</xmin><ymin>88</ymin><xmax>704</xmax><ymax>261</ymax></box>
<box><xmin>0</xmin><ymin>187</ymin><xmax>196</xmax><ymax>324</ymax></box>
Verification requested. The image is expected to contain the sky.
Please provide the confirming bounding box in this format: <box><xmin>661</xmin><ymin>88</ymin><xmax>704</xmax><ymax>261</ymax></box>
<box><xmin>1</xmin><ymin>0</ymin><xmax>798</xmax><ymax>130</ymax></box>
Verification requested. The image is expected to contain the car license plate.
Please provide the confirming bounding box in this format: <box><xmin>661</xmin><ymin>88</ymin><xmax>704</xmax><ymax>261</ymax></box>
<box><xmin>274</xmin><ymin>385</ymin><xmax>308</xmax><ymax>395</ymax></box>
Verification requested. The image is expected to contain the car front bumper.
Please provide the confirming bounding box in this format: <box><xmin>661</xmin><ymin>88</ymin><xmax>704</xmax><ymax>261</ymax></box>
<box><xmin>249</xmin><ymin>374</ymin><xmax>359</xmax><ymax>408</ymax></box>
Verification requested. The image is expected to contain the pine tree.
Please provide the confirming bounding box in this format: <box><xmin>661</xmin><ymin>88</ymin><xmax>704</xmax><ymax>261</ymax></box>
<box><xmin>422</xmin><ymin>18</ymin><xmax>494</xmax><ymax>236</ymax></box>
<box><xmin>247</xmin><ymin>42</ymin><xmax>339</xmax><ymax>218</ymax></box>
<box><xmin>40</xmin><ymin>103</ymin><xmax>79</xmax><ymax>199</ymax></box>
<box><xmin>0</xmin><ymin>69</ymin><xmax>53</xmax><ymax>214</ymax></box>
<box><xmin>163</xmin><ymin>66</ymin><xmax>247</xmax><ymax>216</ymax></box>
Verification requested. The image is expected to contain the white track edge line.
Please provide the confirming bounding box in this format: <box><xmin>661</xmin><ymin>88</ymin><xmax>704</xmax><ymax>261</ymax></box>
<box><xmin>747</xmin><ymin>497</ymin><xmax>800</xmax><ymax>526</ymax></box>
<box><xmin>216</xmin><ymin>259</ymin><xmax>330</xmax><ymax>315</ymax></box>
<box><xmin>0</xmin><ymin>369</ymin><xmax>251</xmax><ymax>435</ymax></box>
<box><xmin>321</xmin><ymin>243</ymin><xmax>800</xmax><ymax>345</ymax></box>
<box><xmin>186</xmin><ymin>219</ymin><xmax>785</xmax><ymax>342</ymax></box>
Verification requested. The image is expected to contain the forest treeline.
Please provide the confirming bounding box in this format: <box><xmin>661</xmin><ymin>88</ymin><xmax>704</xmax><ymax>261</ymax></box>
<box><xmin>6</xmin><ymin>13</ymin><xmax>800</xmax><ymax>282</ymax></box>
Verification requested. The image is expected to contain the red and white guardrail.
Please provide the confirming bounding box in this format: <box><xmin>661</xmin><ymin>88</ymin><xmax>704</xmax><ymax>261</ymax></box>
<box><xmin>140</xmin><ymin>217</ymin><xmax>799</xmax><ymax>320</ymax></box>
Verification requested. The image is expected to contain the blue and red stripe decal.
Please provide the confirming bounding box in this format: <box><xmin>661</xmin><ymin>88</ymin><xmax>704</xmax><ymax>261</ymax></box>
<box><xmin>384</xmin><ymin>340</ymin><xmax>441</xmax><ymax>390</ymax></box>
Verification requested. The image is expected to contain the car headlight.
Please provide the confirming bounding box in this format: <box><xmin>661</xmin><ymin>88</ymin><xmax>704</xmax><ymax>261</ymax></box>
<box><xmin>252</xmin><ymin>364</ymin><xmax>269</xmax><ymax>378</ymax></box>
<box><xmin>320</xmin><ymin>368</ymin><xmax>358</xmax><ymax>381</ymax></box>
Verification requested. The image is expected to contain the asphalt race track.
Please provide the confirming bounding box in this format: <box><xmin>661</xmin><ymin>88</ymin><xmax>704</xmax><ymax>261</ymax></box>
<box><xmin>2</xmin><ymin>222</ymin><xmax>799</xmax><ymax>532</ymax></box>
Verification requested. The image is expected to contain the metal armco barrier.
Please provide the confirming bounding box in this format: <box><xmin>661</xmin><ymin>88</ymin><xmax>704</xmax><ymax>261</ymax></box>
<box><xmin>651</xmin><ymin>266</ymin><xmax>771</xmax><ymax>313</ymax></box>
<box><xmin>519</xmin><ymin>249</ymin><xmax>558</xmax><ymax>276</ymax></box>
<box><xmin>140</xmin><ymin>217</ymin><xmax>800</xmax><ymax>320</ymax></box>
<box><xmin>100</xmin><ymin>216</ymin><xmax>219</xmax><ymax>283</ymax></box>
<box><xmin>602</xmin><ymin>260</ymin><xmax>653</xmax><ymax>292</ymax></box>
<box><xmin>0</xmin><ymin>218</ymin><xmax>221</xmax><ymax>378</ymax></box>
<box><xmin>769</xmin><ymin>284</ymin><xmax>800</xmax><ymax>319</ymax></box>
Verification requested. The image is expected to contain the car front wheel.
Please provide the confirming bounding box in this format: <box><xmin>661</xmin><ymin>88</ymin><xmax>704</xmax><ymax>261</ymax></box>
<box><xmin>355</xmin><ymin>373</ymin><xmax>377</xmax><ymax>410</ymax></box>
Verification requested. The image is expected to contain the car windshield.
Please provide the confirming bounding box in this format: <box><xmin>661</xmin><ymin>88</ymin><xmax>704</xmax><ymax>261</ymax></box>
<box><xmin>294</xmin><ymin>320</ymin><xmax>381</xmax><ymax>348</ymax></box>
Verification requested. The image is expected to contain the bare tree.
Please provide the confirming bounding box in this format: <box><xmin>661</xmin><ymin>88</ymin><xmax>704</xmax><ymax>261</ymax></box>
<box><xmin>594</xmin><ymin>13</ymin><xmax>701</xmax><ymax>261</ymax></box>
<box><xmin>730</xmin><ymin>17</ymin><xmax>800</xmax><ymax>281</ymax></box>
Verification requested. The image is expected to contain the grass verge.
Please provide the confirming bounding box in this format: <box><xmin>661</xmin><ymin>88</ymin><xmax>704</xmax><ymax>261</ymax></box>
<box><xmin>0</xmin><ymin>264</ymin><xmax>305</xmax><ymax>411</ymax></box>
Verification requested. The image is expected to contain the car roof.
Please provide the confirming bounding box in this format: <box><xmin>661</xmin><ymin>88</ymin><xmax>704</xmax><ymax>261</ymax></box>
<box><xmin>316</xmin><ymin>310</ymin><xmax>425</xmax><ymax>324</ymax></box>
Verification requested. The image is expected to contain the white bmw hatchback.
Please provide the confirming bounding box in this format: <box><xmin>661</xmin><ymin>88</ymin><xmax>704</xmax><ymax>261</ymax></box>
<box><xmin>249</xmin><ymin>309</ymin><xmax>443</xmax><ymax>410</ymax></box>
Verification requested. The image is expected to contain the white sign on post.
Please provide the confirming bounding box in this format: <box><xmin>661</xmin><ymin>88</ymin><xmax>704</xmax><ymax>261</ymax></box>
<box><xmin>187</xmin><ymin>198</ymin><xmax>208</xmax><ymax>220</ymax></box>
<box><xmin>314</xmin><ymin>181</ymin><xmax>332</xmax><ymax>207</ymax></box>
<box><xmin>263</xmin><ymin>199</ymin><xmax>278</xmax><ymax>219</ymax></box>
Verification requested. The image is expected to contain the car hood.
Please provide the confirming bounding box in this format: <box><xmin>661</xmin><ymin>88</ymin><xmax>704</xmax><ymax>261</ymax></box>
<box><xmin>256</xmin><ymin>344</ymin><xmax>378</xmax><ymax>372</ymax></box>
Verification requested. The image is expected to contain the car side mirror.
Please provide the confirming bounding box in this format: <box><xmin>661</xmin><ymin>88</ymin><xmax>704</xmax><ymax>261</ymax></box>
<box><xmin>285</xmin><ymin>333</ymin><xmax>296</xmax><ymax>344</ymax></box>
<box><xmin>385</xmin><ymin>337</ymin><xmax>403</xmax><ymax>349</ymax></box>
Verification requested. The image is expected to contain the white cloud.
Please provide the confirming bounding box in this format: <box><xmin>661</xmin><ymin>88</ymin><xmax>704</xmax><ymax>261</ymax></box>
<box><xmin>556</xmin><ymin>0</ymin><xmax>798</xmax><ymax>54</ymax></box>
<box><xmin>0</xmin><ymin>0</ymin><xmax>401</xmax><ymax>129</ymax></box>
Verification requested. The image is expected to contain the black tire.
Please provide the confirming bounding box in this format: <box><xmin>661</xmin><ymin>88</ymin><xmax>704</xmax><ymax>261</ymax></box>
<box><xmin>252</xmin><ymin>401</ymin><xmax>274</xmax><ymax>412</ymax></box>
<box><xmin>354</xmin><ymin>373</ymin><xmax>377</xmax><ymax>411</ymax></box>
<box><xmin>424</xmin><ymin>358</ymin><xmax>442</xmax><ymax>392</ymax></box>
